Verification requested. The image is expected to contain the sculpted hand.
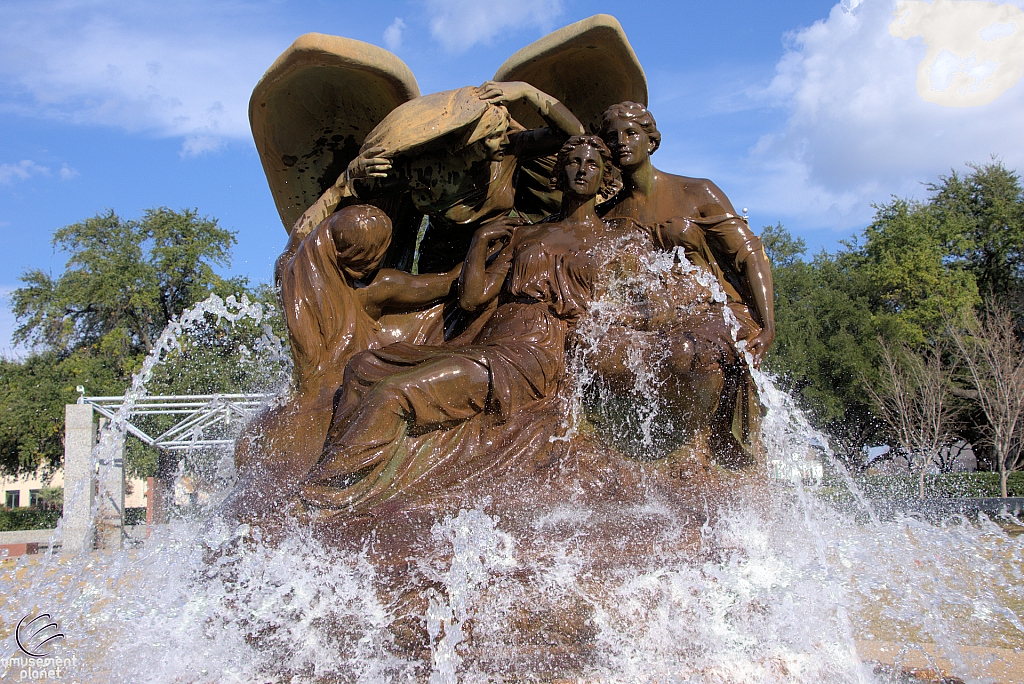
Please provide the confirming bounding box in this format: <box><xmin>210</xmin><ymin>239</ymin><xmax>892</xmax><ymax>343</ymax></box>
<box><xmin>473</xmin><ymin>216</ymin><xmax>524</xmax><ymax>249</ymax></box>
<box><xmin>293</xmin><ymin>153</ymin><xmax>390</xmax><ymax>238</ymax></box>
<box><xmin>744</xmin><ymin>327</ymin><xmax>775</xmax><ymax>366</ymax></box>
<box><xmin>477</xmin><ymin>80</ymin><xmax>535</xmax><ymax>105</ymax></box>
<box><xmin>346</xmin><ymin>146</ymin><xmax>392</xmax><ymax>180</ymax></box>
<box><xmin>461</xmin><ymin>217</ymin><xmax>525</xmax><ymax>310</ymax></box>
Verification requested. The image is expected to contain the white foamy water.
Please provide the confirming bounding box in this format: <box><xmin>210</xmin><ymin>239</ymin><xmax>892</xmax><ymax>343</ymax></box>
<box><xmin>3</xmin><ymin>273</ymin><xmax>1023</xmax><ymax>682</ymax></box>
<box><xmin>6</xmin><ymin>488</ymin><xmax>1021</xmax><ymax>682</ymax></box>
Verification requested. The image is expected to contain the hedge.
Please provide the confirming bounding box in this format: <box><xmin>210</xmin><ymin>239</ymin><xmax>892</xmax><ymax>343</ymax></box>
<box><xmin>125</xmin><ymin>507</ymin><xmax>146</xmax><ymax>525</ymax></box>
<box><xmin>0</xmin><ymin>508</ymin><xmax>62</xmax><ymax>531</ymax></box>
<box><xmin>847</xmin><ymin>472</ymin><xmax>1024</xmax><ymax>499</ymax></box>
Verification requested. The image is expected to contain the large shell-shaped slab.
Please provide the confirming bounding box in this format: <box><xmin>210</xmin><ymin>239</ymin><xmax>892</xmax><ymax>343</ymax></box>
<box><xmin>494</xmin><ymin>14</ymin><xmax>647</xmax><ymax>134</ymax></box>
<box><xmin>250</xmin><ymin>34</ymin><xmax>420</xmax><ymax>232</ymax></box>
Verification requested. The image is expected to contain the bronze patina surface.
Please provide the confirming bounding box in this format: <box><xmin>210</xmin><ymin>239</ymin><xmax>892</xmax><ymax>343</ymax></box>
<box><xmin>233</xmin><ymin>12</ymin><xmax>776</xmax><ymax>523</ymax></box>
<box><xmin>229</xmin><ymin>19</ymin><xmax>777</xmax><ymax>664</ymax></box>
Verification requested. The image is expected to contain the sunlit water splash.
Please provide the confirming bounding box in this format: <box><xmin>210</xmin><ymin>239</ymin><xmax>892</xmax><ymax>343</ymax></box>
<box><xmin>62</xmin><ymin>293</ymin><xmax>292</xmax><ymax>539</ymax></box>
<box><xmin>3</xmin><ymin>277</ymin><xmax>1023</xmax><ymax>681</ymax></box>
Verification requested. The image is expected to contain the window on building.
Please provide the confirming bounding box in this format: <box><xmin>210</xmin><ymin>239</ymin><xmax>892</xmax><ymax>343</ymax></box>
<box><xmin>5</xmin><ymin>490</ymin><xmax>20</xmax><ymax>509</ymax></box>
<box><xmin>29</xmin><ymin>489</ymin><xmax>48</xmax><ymax>510</ymax></box>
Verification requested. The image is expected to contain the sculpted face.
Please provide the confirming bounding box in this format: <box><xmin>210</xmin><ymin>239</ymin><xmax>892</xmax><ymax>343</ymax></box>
<box><xmin>562</xmin><ymin>144</ymin><xmax>603</xmax><ymax>198</ymax></box>
<box><xmin>481</xmin><ymin>123</ymin><xmax>510</xmax><ymax>162</ymax></box>
<box><xmin>603</xmin><ymin>117</ymin><xmax>651</xmax><ymax>170</ymax></box>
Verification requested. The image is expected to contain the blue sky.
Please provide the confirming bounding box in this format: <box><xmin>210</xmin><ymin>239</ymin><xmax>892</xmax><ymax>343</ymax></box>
<box><xmin>3</xmin><ymin>0</ymin><xmax>1024</xmax><ymax>356</ymax></box>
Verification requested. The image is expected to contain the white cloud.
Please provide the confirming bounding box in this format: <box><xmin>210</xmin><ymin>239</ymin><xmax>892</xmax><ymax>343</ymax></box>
<box><xmin>741</xmin><ymin>0</ymin><xmax>1024</xmax><ymax>233</ymax></box>
<box><xmin>0</xmin><ymin>1</ymin><xmax>284</xmax><ymax>150</ymax></box>
<box><xmin>384</xmin><ymin>17</ymin><xmax>406</xmax><ymax>52</ymax></box>
<box><xmin>891</xmin><ymin>0</ymin><xmax>1024</xmax><ymax>107</ymax></box>
<box><xmin>0</xmin><ymin>160</ymin><xmax>50</xmax><ymax>184</ymax></box>
<box><xmin>59</xmin><ymin>163</ymin><xmax>79</xmax><ymax>180</ymax></box>
<box><xmin>181</xmin><ymin>135</ymin><xmax>226</xmax><ymax>158</ymax></box>
<box><xmin>426</xmin><ymin>0</ymin><xmax>564</xmax><ymax>53</ymax></box>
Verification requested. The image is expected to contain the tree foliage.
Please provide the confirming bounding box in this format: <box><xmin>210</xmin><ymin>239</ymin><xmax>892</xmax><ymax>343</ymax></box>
<box><xmin>12</xmin><ymin>207</ymin><xmax>240</xmax><ymax>364</ymax></box>
<box><xmin>2</xmin><ymin>208</ymin><xmax>285</xmax><ymax>479</ymax></box>
<box><xmin>763</xmin><ymin>225</ymin><xmax>883</xmax><ymax>453</ymax></box>
<box><xmin>929</xmin><ymin>162</ymin><xmax>1024</xmax><ymax>304</ymax></box>
<box><xmin>764</xmin><ymin>161</ymin><xmax>1022</xmax><ymax>465</ymax></box>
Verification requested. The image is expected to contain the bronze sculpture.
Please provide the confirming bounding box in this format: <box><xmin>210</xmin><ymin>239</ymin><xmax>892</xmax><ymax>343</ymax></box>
<box><xmin>221</xmin><ymin>16</ymin><xmax>781</xmax><ymax>672</ymax></box>
<box><xmin>234</xmin><ymin>14</ymin><xmax>774</xmax><ymax>527</ymax></box>
<box><xmin>290</xmin><ymin>82</ymin><xmax>585</xmax><ymax>274</ymax></box>
<box><xmin>599</xmin><ymin>101</ymin><xmax>775</xmax><ymax>361</ymax></box>
<box><xmin>300</xmin><ymin>136</ymin><xmax>619</xmax><ymax>514</ymax></box>
<box><xmin>585</xmin><ymin>101</ymin><xmax>776</xmax><ymax>463</ymax></box>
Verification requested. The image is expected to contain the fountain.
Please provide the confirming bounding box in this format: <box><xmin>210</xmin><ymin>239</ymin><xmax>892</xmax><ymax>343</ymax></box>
<box><xmin>3</xmin><ymin>14</ymin><xmax>1023</xmax><ymax>684</ymax></box>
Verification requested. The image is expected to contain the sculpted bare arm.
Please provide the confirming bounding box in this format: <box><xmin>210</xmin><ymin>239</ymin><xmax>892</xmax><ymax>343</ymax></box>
<box><xmin>478</xmin><ymin>80</ymin><xmax>584</xmax><ymax>159</ymax></box>
<box><xmin>689</xmin><ymin>178</ymin><xmax>739</xmax><ymax>218</ymax></box>
<box><xmin>692</xmin><ymin>179</ymin><xmax>776</xmax><ymax>362</ymax></box>
<box><xmin>656</xmin><ymin>175</ymin><xmax>776</xmax><ymax>362</ymax></box>
<box><xmin>360</xmin><ymin>265</ymin><xmax>462</xmax><ymax>320</ymax></box>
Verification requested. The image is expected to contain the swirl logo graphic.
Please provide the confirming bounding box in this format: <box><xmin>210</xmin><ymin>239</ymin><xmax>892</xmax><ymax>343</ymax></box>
<box><xmin>15</xmin><ymin>613</ymin><xmax>65</xmax><ymax>657</ymax></box>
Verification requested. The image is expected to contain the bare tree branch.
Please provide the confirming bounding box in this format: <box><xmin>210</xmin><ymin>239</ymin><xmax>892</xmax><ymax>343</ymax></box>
<box><xmin>864</xmin><ymin>338</ymin><xmax>960</xmax><ymax>497</ymax></box>
<box><xmin>948</xmin><ymin>300</ymin><xmax>1024</xmax><ymax>497</ymax></box>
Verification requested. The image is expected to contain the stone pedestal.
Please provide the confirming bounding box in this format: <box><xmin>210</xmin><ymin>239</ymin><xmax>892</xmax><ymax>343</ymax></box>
<box><xmin>62</xmin><ymin>403</ymin><xmax>96</xmax><ymax>554</ymax></box>
<box><xmin>95</xmin><ymin>420</ymin><xmax>125</xmax><ymax>550</ymax></box>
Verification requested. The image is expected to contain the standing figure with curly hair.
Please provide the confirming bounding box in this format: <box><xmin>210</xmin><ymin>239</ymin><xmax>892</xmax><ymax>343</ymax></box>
<box><xmin>300</xmin><ymin>136</ymin><xmax>616</xmax><ymax>514</ymax></box>
<box><xmin>596</xmin><ymin>101</ymin><xmax>777</xmax><ymax>463</ymax></box>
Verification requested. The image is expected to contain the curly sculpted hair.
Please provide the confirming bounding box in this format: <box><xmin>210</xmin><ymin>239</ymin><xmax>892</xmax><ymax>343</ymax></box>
<box><xmin>601</xmin><ymin>101</ymin><xmax>661</xmax><ymax>156</ymax></box>
<box><xmin>550</xmin><ymin>134</ymin><xmax>620</xmax><ymax>195</ymax></box>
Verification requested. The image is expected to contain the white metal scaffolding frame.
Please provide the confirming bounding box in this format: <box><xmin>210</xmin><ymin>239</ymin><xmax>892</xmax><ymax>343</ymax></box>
<box><xmin>78</xmin><ymin>393</ymin><xmax>273</xmax><ymax>451</ymax></box>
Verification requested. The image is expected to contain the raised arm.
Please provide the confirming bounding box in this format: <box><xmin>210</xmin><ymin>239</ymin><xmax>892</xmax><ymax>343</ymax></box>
<box><xmin>359</xmin><ymin>264</ymin><xmax>462</xmax><ymax>320</ymax></box>
<box><xmin>459</xmin><ymin>217</ymin><xmax>524</xmax><ymax>311</ymax></box>
<box><xmin>477</xmin><ymin>81</ymin><xmax>584</xmax><ymax>158</ymax></box>
<box><xmin>287</xmin><ymin>146</ymin><xmax>394</xmax><ymax>241</ymax></box>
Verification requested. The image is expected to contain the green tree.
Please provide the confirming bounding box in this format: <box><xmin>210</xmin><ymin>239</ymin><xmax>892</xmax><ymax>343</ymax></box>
<box><xmin>929</xmin><ymin>161</ymin><xmax>1024</xmax><ymax>305</ymax></box>
<box><xmin>763</xmin><ymin>194</ymin><xmax>980</xmax><ymax>462</ymax></box>
<box><xmin>762</xmin><ymin>222</ymin><xmax>806</xmax><ymax>269</ymax></box>
<box><xmin>13</xmin><ymin>207</ymin><xmax>240</xmax><ymax>364</ymax></box>
<box><xmin>858</xmin><ymin>197</ymin><xmax>979</xmax><ymax>344</ymax></box>
<box><xmin>3</xmin><ymin>208</ymin><xmax>285</xmax><ymax>479</ymax></box>
<box><xmin>764</xmin><ymin>233</ymin><xmax>884</xmax><ymax>459</ymax></box>
<box><xmin>0</xmin><ymin>352</ymin><xmax>73</xmax><ymax>476</ymax></box>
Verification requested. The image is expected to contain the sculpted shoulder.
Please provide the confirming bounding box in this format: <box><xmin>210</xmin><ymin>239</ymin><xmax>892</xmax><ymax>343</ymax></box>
<box><xmin>654</xmin><ymin>169</ymin><xmax>738</xmax><ymax>217</ymax></box>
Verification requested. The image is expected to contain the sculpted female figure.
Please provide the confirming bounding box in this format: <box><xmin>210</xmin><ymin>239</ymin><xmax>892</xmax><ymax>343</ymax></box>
<box><xmin>291</xmin><ymin>82</ymin><xmax>584</xmax><ymax>273</ymax></box>
<box><xmin>235</xmin><ymin>82</ymin><xmax>581</xmax><ymax>500</ymax></box>
<box><xmin>299</xmin><ymin>135</ymin><xmax>616</xmax><ymax>514</ymax></box>
<box><xmin>234</xmin><ymin>84</ymin><xmax>582</xmax><ymax>522</ymax></box>
<box><xmin>230</xmin><ymin>205</ymin><xmax>461</xmax><ymax>520</ymax></box>
<box><xmin>595</xmin><ymin>102</ymin><xmax>776</xmax><ymax>461</ymax></box>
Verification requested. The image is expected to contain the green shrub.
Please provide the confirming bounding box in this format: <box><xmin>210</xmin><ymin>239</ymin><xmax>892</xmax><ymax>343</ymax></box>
<box><xmin>854</xmin><ymin>472</ymin><xmax>1024</xmax><ymax>498</ymax></box>
<box><xmin>124</xmin><ymin>507</ymin><xmax>147</xmax><ymax>526</ymax></box>
<box><xmin>0</xmin><ymin>507</ymin><xmax>62</xmax><ymax>531</ymax></box>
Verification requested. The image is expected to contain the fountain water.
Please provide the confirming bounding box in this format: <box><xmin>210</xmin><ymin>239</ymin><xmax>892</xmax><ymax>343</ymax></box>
<box><xmin>2</xmin><ymin>262</ymin><xmax>1023</xmax><ymax>683</ymax></box>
